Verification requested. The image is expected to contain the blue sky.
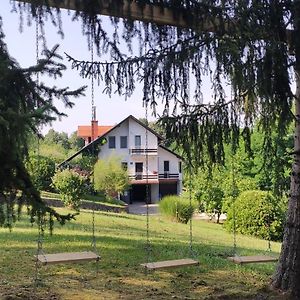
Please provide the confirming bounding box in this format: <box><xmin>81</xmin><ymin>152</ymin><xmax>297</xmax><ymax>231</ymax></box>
<box><xmin>1</xmin><ymin>0</ymin><xmax>155</xmax><ymax>135</ymax></box>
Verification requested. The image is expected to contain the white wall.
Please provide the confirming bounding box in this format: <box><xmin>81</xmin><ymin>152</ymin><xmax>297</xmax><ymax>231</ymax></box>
<box><xmin>128</xmin><ymin>118</ymin><xmax>158</xmax><ymax>150</ymax></box>
<box><xmin>98</xmin><ymin>119</ymin><xmax>130</xmax><ymax>162</ymax></box>
<box><xmin>99</xmin><ymin>117</ymin><xmax>159</xmax><ymax>175</ymax></box>
<box><xmin>157</xmin><ymin>147</ymin><xmax>181</xmax><ymax>174</ymax></box>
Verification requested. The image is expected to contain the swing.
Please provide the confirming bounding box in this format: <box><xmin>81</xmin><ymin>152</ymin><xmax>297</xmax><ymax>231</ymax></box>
<box><xmin>34</xmin><ymin>26</ymin><xmax>100</xmax><ymax>268</ymax></box>
<box><xmin>140</xmin><ymin>101</ymin><xmax>199</xmax><ymax>270</ymax></box>
<box><xmin>141</xmin><ymin>258</ymin><xmax>199</xmax><ymax>270</ymax></box>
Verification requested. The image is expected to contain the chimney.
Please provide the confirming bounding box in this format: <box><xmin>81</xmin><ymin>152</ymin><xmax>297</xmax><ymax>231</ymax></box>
<box><xmin>91</xmin><ymin>106</ymin><xmax>98</xmax><ymax>141</ymax></box>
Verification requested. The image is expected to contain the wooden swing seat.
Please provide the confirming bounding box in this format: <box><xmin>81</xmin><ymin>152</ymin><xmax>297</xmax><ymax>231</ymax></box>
<box><xmin>35</xmin><ymin>251</ymin><xmax>100</xmax><ymax>265</ymax></box>
<box><xmin>141</xmin><ymin>258</ymin><xmax>199</xmax><ymax>270</ymax></box>
<box><xmin>227</xmin><ymin>255</ymin><xmax>278</xmax><ymax>265</ymax></box>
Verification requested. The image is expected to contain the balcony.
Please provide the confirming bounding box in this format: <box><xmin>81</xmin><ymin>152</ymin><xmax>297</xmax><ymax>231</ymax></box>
<box><xmin>159</xmin><ymin>173</ymin><xmax>180</xmax><ymax>180</ymax></box>
<box><xmin>128</xmin><ymin>172</ymin><xmax>159</xmax><ymax>184</ymax></box>
<box><xmin>130</xmin><ymin>148</ymin><xmax>158</xmax><ymax>155</ymax></box>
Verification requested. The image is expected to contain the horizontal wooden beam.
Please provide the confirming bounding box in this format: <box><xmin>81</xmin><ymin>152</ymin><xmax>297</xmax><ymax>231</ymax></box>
<box><xmin>16</xmin><ymin>0</ymin><xmax>215</xmax><ymax>32</ymax></box>
<box><xmin>16</xmin><ymin>0</ymin><xmax>292</xmax><ymax>44</ymax></box>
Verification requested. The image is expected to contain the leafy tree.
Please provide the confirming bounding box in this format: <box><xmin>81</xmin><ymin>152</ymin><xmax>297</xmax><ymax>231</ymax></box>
<box><xmin>52</xmin><ymin>169</ymin><xmax>86</xmax><ymax>210</ymax></box>
<box><xmin>69</xmin><ymin>131</ymin><xmax>84</xmax><ymax>150</ymax></box>
<box><xmin>5</xmin><ymin>0</ymin><xmax>300</xmax><ymax>295</ymax></box>
<box><xmin>25</xmin><ymin>155</ymin><xmax>55</xmax><ymax>191</ymax></box>
<box><xmin>73</xmin><ymin>155</ymin><xmax>97</xmax><ymax>172</ymax></box>
<box><xmin>38</xmin><ymin>143</ymin><xmax>69</xmax><ymax>163</ymax></box>
<box><xmin>193</xmin><ymin>167</ymin><xmax>225</xmax><ymax>223</ymax></box>
<box><xmin>93</xmin><ymin>156</ymin><xmax>129</xmax><ymax>200</ymax></box>
<box><xmin>225</xmin><ymin>190</ymin><xmax>285</xmax><ymax>242</ymax></box>
<box><xmin>44</xmin><ymin>129</ymin><xmax>70</xmax><ymax>150</ymax></box>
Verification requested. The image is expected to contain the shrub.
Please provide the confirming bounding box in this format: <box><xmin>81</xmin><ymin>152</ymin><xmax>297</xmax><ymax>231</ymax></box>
<box><xmin>225</xmin><ymin>190</ymin><xmax>285</xmax><ymax>241</ymax></box>
<box><xmin>51</xmin><ymin>169</ymin><xmax>86</xmax><ymax>210</ymax></box>
<box><xmin>25</xmin><ymin>155</ymin><xmax>55</xmax><ymax>191</ymax></box>
<box><xmin>93</xmin><ymin>156</ymin><xmax>129</xmax><ymax>200</ymax></box>
<box><xmin>159</xmin><ymin>195</ymin><xmax>197</xmax><ymax>224</ymax></box>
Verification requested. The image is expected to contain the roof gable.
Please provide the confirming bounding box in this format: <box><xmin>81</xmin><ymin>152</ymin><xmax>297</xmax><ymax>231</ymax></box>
<box><xmin>58</xmin><ymin>115</ymin><xmax>168</xmax><ymax>167</ymax></box>
<box><xmin>96</xmin><ymin>115</ymin><xmax>164</xmax><ymax>141</ymax></box>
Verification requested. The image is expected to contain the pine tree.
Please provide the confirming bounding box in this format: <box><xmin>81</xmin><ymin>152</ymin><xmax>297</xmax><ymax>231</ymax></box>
<box><xmin>0</xmin><ymin>17</ymin><xmax>85</xmax><ymax>229</ymax></box>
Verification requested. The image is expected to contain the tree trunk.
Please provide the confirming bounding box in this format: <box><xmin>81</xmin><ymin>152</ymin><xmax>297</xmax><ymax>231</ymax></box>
<box><xmin>217</xmin><ymin>212</ymin><xmax>221</xmax><ymax>224</ymax></box>
<box><xmin>272</xmin><ymin>25</ymin><xmax>300</xmax><ymax>296</ymax></box>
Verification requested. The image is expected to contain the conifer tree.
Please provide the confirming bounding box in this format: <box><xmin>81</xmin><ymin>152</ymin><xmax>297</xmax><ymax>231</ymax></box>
<box><xmin>0</xmin><ymin>17</ymin><xmax>85</xmax><ymax>228</ymax></box>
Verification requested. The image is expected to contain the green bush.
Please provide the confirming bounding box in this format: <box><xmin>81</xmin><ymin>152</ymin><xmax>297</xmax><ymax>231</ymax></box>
<box><xmin>51</xmin><ymin>169</ymin><xmax>86</xmax><ymax>210</ymax></box>
<box><xmin>225</xmin><ymin>190</ymin><xmax>285</xmax><ymax>241</ymax></box>
<box><xmin>159</xmin><ymin>195</ymin><xmax>197</xmax><ymax>224</ymax></box>
<box><xmin>25</xmin><ymin>155</ymin><xmax>55</xmax><ymax>191</ymax></box>
<box><xmin>93</xmin><ymin>156</ymin><xmax>129</xmax><ymax>200</ymax></box>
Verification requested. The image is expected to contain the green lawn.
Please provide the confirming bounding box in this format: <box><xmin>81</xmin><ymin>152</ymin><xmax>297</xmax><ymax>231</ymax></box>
<box><xmin>0</xmin><ymin>208</ymin><xmax>287</xmax><ymax>300</ymax></box>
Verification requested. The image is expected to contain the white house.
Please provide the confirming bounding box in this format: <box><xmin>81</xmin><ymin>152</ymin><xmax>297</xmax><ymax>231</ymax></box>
<box><xmin>61</xmin><ymin>115</ymin><xmax>183</xmax><ymax>204</ymax></box>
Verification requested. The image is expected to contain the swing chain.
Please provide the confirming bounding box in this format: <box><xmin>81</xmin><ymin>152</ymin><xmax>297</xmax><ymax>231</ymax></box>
<box><xmin>34</xmin><ymin>214</ymin><xmax>46</xmax><ymax>285</ymax></box>
<box><xmin>34</xmin><ymin>15</ymin><xmax>46</xmax><ymax>286</ymax></box>
<box><xmin>145</xmin><ymin>99</ymin><xmax>152</xmax><ymax>269</ymax></box>
<box><xmin>231</xmin><ymin>154</ymin><xmax>238</xmax><ymax>256</ymax></box>
<box><xmin>188</xmin><ymin>165</ymin><xmax>196</xmax><ymax>259</ymax></box>
<box><xmin>90</xmin><ymin>32</ymin><xmax>100</xmax><ymax>273</ymax></box>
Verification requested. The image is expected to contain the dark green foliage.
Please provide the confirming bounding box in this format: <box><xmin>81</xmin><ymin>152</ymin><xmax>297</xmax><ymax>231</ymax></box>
<box><xmin>52</xmin><ymin>169</ymin><xmax>87</xmax><ymax>211</ymax></box>
<box><xmin>225</xmin><ymin>190</ymin><xmax>285</xmax><ymax>241</ymax></box>
<box><xmin>44</xmin><ymin>129</ymin><xmax>70</xmax><ymax>150</ymax></box>
<box><xmin>0</xmin><ymin>18</ymin><xmax>85</xmax><ymax>229</ymax></box>
<box><xmin>25</xmin><ymin>155</ymin><xmax>55</xmax><ymax>191</ymax></box>
<box><xmin>72</xmin><ymin>156</ymin><xmax>97</xmax><ymax>173</ymax></box>
<box><xmin>69</xmin><ymin>131</ymin><xmax>85</xmax><ymax>150</ymax></box>
<box><xmin>159</xmin><ymin>195</ymin><xmax>196</xmax><ymax>224</ymax></box>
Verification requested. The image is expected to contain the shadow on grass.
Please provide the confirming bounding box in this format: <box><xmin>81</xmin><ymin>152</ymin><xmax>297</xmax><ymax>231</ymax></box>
<box><xmin>0</xmin><ymin>209</ymin><xmax>284</xmax><ymax>300</ymax></box>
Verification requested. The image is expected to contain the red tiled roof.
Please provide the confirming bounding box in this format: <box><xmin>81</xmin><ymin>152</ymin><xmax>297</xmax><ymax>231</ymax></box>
<box><xmin>77</xmin><ymin>126</ymin><xmax>113</xmax><ymax>138</ymax></box>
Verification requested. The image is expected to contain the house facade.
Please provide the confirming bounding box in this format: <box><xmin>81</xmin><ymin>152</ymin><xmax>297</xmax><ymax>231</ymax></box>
<box><xmin>96</xmin><ymin>115</ymin><xmax>183</xmax><ymax>203</ymax></box>
<box><xmin>75</xmin><ymin>115</ymin><xmax>183</xmax><ymax>204</ymax></box>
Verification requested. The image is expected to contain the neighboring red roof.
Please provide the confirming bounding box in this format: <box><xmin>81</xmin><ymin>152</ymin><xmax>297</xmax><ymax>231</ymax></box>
<box><xmin>77</xmin><ymin>125</ymin><xmax>113</xmax><ymax>138</ymax></box>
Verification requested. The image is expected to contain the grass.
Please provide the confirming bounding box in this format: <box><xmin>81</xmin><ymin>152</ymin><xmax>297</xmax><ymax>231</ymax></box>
<box><xmin>0</xmin><ymin>208</ymin><xmax>288</xmax><ymax>300</ymax></box>
<box><xmin>41</xmin><ymin>191</ymin><xmax>126</xmax><ymax>207</ymax></box>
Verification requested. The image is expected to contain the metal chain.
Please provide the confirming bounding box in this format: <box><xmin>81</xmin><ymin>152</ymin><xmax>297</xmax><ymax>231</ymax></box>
<box><xmin>145</xmin><ymin>100</ymin><xmax>152</xmax><ymax>271</ymax></box>
<box><xmin>266</xmin><ymin>190</ymin><xmax>272</xmax><ymax>252</ymax></box>
<box><xmin>35</xmin><ymin>16</ymin><xmax>40</xmax><ymax>85</ymax></box>
<box><xmin>35</xmin><ymin>215</ymin><xmax>47</xmax><ymax>285</ymax></box>
<box><xmin>231</xmin><ymin>154</ymin><xmax>237</xmax><ymax>257</ymax></box>
<box><xmin>91</xmin><ymin>32</ymin><xmax>95</xmax><ymax>118</ymax></box>
<box><xmin>188</xmin><ymin>166</ymin><xmax>194</xmax><ymax>258</ymax></box>
<box><xmin>267</xmin><ymin>223</ymin><xmax>272</xmax><ymax>252</ymax></box>
<box><xmin>90</xmin><ymin>32</ymin><xmax>99</xmax><ymax>274</ymax></box>
<box><xmin>34</xmin><ymin>16</ymin><xmax>45</xmax><ymax>286</ymax></box>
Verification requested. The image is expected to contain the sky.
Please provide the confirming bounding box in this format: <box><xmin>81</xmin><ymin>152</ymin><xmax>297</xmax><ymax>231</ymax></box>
<box><xmin>1</xmin><ymin>0</ymin><xmax>161</xmax><ymax>135</ymax></box>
